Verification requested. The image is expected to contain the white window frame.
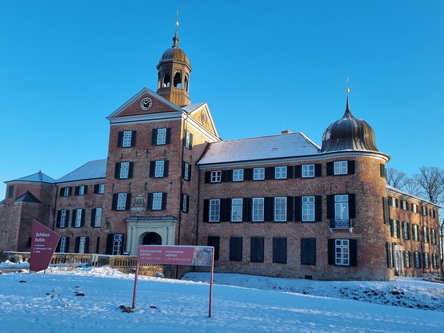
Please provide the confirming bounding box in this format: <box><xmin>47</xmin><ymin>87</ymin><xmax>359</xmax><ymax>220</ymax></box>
<box><xmin>414</xmin><ymin>251</ymin><xmax>421</xmax><ymax>268</ymax></box>
<box><xmin>231</xmin><ymin>198</ymin><xmax>243</xmax><ymax>222</ymax></box>
<box><xmin>183</xmin><ymin>162</ymin><xmax>191</xmax><ymax>181</ymax></box>
<box><xmin>60</xmin><ymin>209</ymin><xmax>68</xmax><ymax>228</ymax></box>
<box><xmin>275</xmin><ymin>166</ymin><xmax>287</xmax><ymax>179</ymax></box>
<box><xmin>412</xmin><ymin>224</ymin><xmax>419</xmax><ymax>241</ymax></box>
<box><xmin>63</xmin><ymin>187</ymin><xmax>70</xmax><ymax>197</ymax></box>
<box><xmin>335</xmin><ymin>239</ymin><xmax>350</xmax><ymax>266</ymax></box>
<box><xmin>78</xmin><ymin>236</ymin><xmax>87</xmax><ymax>254</ymax></box>
<box><xmin>117</xmin><ymin>193</ymin><xmax>128</xmax><ymax>211</ymax></box>
<box><xmin>122</xmin><ymin>131</ymin><xmax>132</xmax><ymax>148</ymax></box>
<box><xmin>94</xmin><ymin>208</ymin><xmax>102</xmax><ymax>228</ymax></box>
<box><xmin>112</xmin><ymin>234</ymin><xmax>123</xmax><ymax>255</ymax></box>
<box><xmin>401</xmin><ymin>200</ymin><xmax>407</xmax><ymax>210</ymax></box>
<box><xmin>334</xmin><ymin>194</ymin><xmax>349</xmax><ymax>221</ymax></box>
<box><xmin>424</xmin><ymin>253</ymin><xmax>430</xmax><ymax>269</ymax></box>
<box><xmin>253</xmin><ymin>167</ymin><xmax>265</xmax><ymax>180</ymax></box>
<box><xmin>59</xmin><ymin>237</ymin><xmax>68</xmax><ymax>253</ymax></box>
<box><xmin>422</xmin><ymin>206</ymin><xmax>427</xmax><ymax>216</ymax></box>
<box><xmin>185</xmin><ymin>130</ymin><xmax>192</xmax><ymax>149</ymax></box>
<box><xmin>120</xmin><ymin>161</ymin><xmax>130</xmax><ymax>179</ymax></box>
<box><xmin>423</xmin><ymin>227</ymin><xmax>429</xmax><ymax>243</ymax></box>
<box><xmin>74</xmin><ymin>208</ymin><xmax>83</xmax><ymax>228</ymax></box>
<box><xmin>211</xmin><ymin>170</ymin><xmax>221</xmax><ymax>183</ymax></box>
<box><xmin>333</xmin><ymin>161</ymin><xmax>348</xmax><ymax>175</ymax></box>
<box><xmin>302</xmin><ymin>196</ymin><xmax>315</xmax><ymax>222</ymax></box>
<box><xmin>152</xmin><ymin>192</ymin><xmax>163</xmax><ymax>210</ymax></box>
<box><xmin>97</xmin><ymin>183</ymin><xmax>105</xmax><ymax>194</ymax></box>
<box><xmin>154</xmin><ymin>160</ymin><xmax>165</xmax><ymax>178</ymax></box>
<box><xmin>252</xmin><ymin>198</ymin><xmax>264</xmax><ymax>222</ymax></box>
<box><xmin>209</xmin><ymin>199</ymin><xmax>220</xmax><ymax>222</ymax></box>
<box><xmin>402</xmin><ymin>222</ymin><xmax>409</xmax><ymax>240</ymax></box>
<box><xmin>182</xmin><ymin>194</ymin><xmax>188</xmax><ymax>213</ymax></box>
<box><xmin>78</xmin><ymin>185</ymin><xmax>86</xmax><ymax>196</ymax></box>
<box><xmin>233</xmin><ymin>169</ymin><xmax>244</xmax><ymax>182</ymax></box>
<box><xmin>302</xmin><ymin>164</ymin><xmax>315</xmax><ymax>178</ymax></box>
<box><xmin>404</xmin><ymin>251</ymin><xmax>411</xmax><ymax>268</ymax></box>
<box><xmin>411</xmin><ymin>204</ymin><xmax>418</xmax><ymax>213</ymax></box>
<box><xmin>274</xmin><ymin>197</ymin><xmax>287</xmax><ymax>222</ymax></box>
<box><xmin>156</xmin><ymin>128</ymin><xmax>167</xmax><ymax>145</ymax></box>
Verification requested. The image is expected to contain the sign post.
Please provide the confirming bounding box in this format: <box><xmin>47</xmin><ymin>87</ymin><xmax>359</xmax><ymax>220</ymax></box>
<box><xmin>132</xmin><ymin>245</ymin><xmax>215</xmax><ymax>317</ymax></box>
<box><xmin>29</xmin><ymin>220</ymin><xmax>61</xmax><ymax>272</ymax></box>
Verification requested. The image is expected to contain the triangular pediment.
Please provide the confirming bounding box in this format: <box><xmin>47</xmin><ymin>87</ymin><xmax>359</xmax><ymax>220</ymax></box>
<box><xmin>184</xmin><ymin>103</ymin><xmax>219</xmax><ymax>139</ymax></box>
<box><xmin>107</xmin><ymin>87</ymin><xmax>183</xmax><ymax>120</ymax></box>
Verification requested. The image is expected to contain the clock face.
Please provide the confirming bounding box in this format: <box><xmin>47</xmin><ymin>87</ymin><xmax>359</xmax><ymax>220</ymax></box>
<box><xmin>140</xmin><ymin>97</ymin><xmax>153</xmax><ymax>111</ymax></box>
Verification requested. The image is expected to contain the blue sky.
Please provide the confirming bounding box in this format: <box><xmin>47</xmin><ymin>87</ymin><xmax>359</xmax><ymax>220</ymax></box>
<box><xmin>1</xmin><ymin>0</ymin><xmax>443</xmax><ymax>199</ymax></box>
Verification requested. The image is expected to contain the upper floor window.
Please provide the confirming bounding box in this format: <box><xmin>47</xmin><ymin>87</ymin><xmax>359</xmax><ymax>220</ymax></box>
<box><xmin>252</xmin><ymin>198</ymin><xmax>264</xmax><ymax>222</ymax></box>
<box><xmin>402</xmin><ymin>221</ymin><xmax>410</xmax><ymax>240</ymax></box>
<box><xmin>253</xmin><ymin>167</ymin><xmax>265</xmax><ymax>180</ymax></box>
<box><xmin>412</xmin><ymin>224</ymin><xmax>419</xmax><ymax>241</ymax></box>
<box><xmin>115</xmin><ymin>162</ymin><xmax>133</xmax><ymax>179</ymax></box>
<box><xmin>155</xmin><ymin>160</ymin><xmax>165</xmax><ymax>178</ymax></box>
<box><xmin>423</xmin><ymin>227</ymin><xmax>429</xmax><ymax>243</ymax></box>
<box><xmin>275</xmin><ymin>166</ymin><xmax>287</xmax><ymax>179</ymax></box>
<box><xmin>231</xmin><ymin>198</ymin><xmax>243</xmax><ymax>222</ymax></box>
<box><xmin>94</xmin><ymin>183</ymin><xmax>105</xmax><ymax>194</ymax></box>
<box><xmin>411</xmin><ymin>203</ymin><xmax>418</xmax><ymax>213</ymax></box>
<box><xmin>60</xmin><ymin>187</ymin><xmax>72</xmax><ymax>197</ymax></box>
<box><xmin>302</xmin><ymin>164</ymin><xmax>315</xmax><ymax>178</ymax></box>
<box><xmin>75</xmin><ymin>185</ymin><xmax>87</xmax><ymax>196</ymax></box>
<box><xmin>209</xmin><ymin>199</ymin><xmax>220</xmax><ymax>222</ymax></box>
<box><xmin>274</xmin><ymin>197</ymin><xmax>287</xmax><ymax>222</ymax></box>
<box><xmin>211</xmin><ymin>170</ymin><xmax>222</xmax><ymax>183</ymax></box>
<box><xmin>302</xmin><ymin>196</ymin><xmax>315</xmax><ymax>222</ymax></box>
<box><xmin>421</xmin><ymin>206</ymin><xmax>428</xmax><ymax>216</ymax></box>
<box><xmin>334</xmin><ymin>161</ymin><xmax>348</xmax><ymax>175</ymax></box>
<box><xmin>148</xmin><ymin>192</ymin><xmax>167</xmax><ymax>211</ymax></box>
<box><xmin>182</xmin><ymin>162</ymin><xmax>191</xmax><ymax>181</ymax></box>
<box><xmin>7</xmin><ymin>185</ymin><xmax>14</xmax><ymax>199</ymax></box>
<box><xmin>112</xmin><ymin>193</ymin><xmax>131</xmax><ymax>211</ymax></box>
<box><xmin>233</xmin><ymin>169</ymin><xmax>244</xmax><ymax>182</ymax></box>
<box><xmin>72</xmin><ymin>209</ymin><xmax>84</xmax><ymax>228</ymax></box>
<box><xmin>91</xmin><ymin>208</ymin><xmax>102</xmax><ymax>228</ymax></box>
<box><xmin>181</xmin><ymin>194</ymin><xmax>189</xmax><ymax>213</ymax></box>
<box><xmin>57</xmin><ymin>209</ymin><xmax>70</xmax><ymax>228</ymax></box>
<box><xmin>334</xmin><ymin>194</ymin><xmax>349</xmax><ymax>221</ymax></box>
<box><xmin>184</xmin><ymin>130</ymin><xmax>193</xmax><ymax>149</ymax></box>
<box><xmin>152</xmin><ymin>128</ymin><xmax>171</xmax><ymax>145</ymax></box>
<box><xmin>430</xmin><ymin>209</ymin><xmax>436</xmax><ymax>218</ymax></box>
<box><xmin>118</xmin><ymin>130</ymin><xmax>136</xmax><ymax>148</ymax></box>
<box><xmin>401</xmin><ymin>200</ymin><xmax>409</xmax><ymax>211</ymax></box>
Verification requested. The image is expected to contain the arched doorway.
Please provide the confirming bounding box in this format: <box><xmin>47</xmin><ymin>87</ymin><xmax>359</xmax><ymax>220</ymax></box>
<box><xmin>143</xmin><ymin>232</ymin><xmax>162</xmax><ymax>245</ymax></box>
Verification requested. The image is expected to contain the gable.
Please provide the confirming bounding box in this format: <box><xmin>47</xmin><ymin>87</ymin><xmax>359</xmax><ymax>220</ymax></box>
<box><xmin>15</xmin><ymin>191</ymin><xmax>41</xmax><ymax>203</ymax></box>
<box><xmin>185</xmin><ymin>103</ymin><xmax>219</xmax><ymax>139</ymax></box>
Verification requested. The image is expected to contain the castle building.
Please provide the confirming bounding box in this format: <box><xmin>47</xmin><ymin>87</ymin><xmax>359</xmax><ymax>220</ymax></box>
<box><xmin>0</xmin><ymin>30</ymin><xmax>441</xmax><ymax>281</ymax></box>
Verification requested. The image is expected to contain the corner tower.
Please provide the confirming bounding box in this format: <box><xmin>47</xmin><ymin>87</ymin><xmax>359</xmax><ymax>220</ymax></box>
<box><xmin>156</xmin><ymin>23</ymin><xmax>192</xmax><ymax>107</ymax></box>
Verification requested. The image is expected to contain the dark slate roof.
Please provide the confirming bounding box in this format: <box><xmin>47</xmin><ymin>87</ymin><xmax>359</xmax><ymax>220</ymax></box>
<box><xmin>157</xmin><ymin>34</ymin><xmax>190</xmax><ymax>67</ymax></box>
<box><xmin>14</xmin><ymin>191</ymin><xmax>41</xmax><ymax>203</ymax></box>
<box><xmin>57</xmin><ymin>159</ymin><xmax>107</xmax><ymax>183</ymax></box>
<box><xmin>321</xmin><ymin>98</ymin><xmax>378</xmax><ymax>153</ymax></box>
<box><xmin>7</xmin><ymin>171</ymin><xmax>55</xmax><ymax>184</ymax></box>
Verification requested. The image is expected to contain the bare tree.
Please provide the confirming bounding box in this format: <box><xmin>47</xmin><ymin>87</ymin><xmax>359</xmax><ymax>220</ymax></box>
<box><xmin>413</xmin><ymin>166</ymin><xmax>444</xmax><ymax>204</ymax></box>
<box><xmin>403</xmin><ymin>177</ymin><xmax>423</xmax><ymax>197</ymax></box>
<box><xmin>386</xmin><ymin>168</ymin><xmax>409</xmax><ymax>190</ymax></box>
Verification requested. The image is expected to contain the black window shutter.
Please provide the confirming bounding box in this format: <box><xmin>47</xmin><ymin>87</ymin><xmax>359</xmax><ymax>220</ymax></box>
<box><xmin>91</xmin><ymin>208</ymin><xmax>96</xmax><ymax>227</ymax></box>
<box><xmin>386</xmin><ymin>242</ymin><xmax>394</xmax><ymax>268</ymax></box>
<box><xmin>94</xmin><ymin>184</ymin><xmax>99</xmax><ymax>194</ymax></box>
<box><xmin>187</xmin><ymin>164</ymin><xmax>191</xmax><ymax>181</ymax></box>
<box><xmin>294</xmin><ymin>165</ymin><xmax>302</xmax><ymax>178</ymax></box>
<box><xmin>349</xmin><ymin>194</ymin><xmax>356</xmax><ymax>219</ymax></box>
<box><xmin>315</xmin><ymin>196</ymin><xmax>322</xmax><ymax>222</ymax></box>
<box><xmin>348</xmin><ymin>160</ymin><xmax>355</xmax><ymax>174</ymax></box>
<box><xmin>81</xmin><ymin>209</ymin><xmax>85</xmax><ymax>227</ymax></box>
<box><xmin>250</xmin><ymin>237</ymin><xmax>264</xmax><ymax>262</ymax></box>
<box><xmin>227</xmin><ymin>170</ymin><xmax>233</xmax><ymax>182</ymax></box>
<box><xmin>396</xmin><ymin>220</ymin><xmax>401</xmax><ymax>238</ymax></box>
<box><xmin>124</xmin><ymin>193</ymin><xmax>131</xmax><ymax>210</ymax></box>
<box><xmin>328</xmin><ymin>239</ymin><xmax>335</xmax><ymax>265</ymax></box>
<box><xmin>181</xmin><ymin>162</ymin><xmax>186</xmax><ymax>179</ymax></box>
<box><xmin>294</xmin><ymin>196</ymin><xmax>302</xmax><ymax>222</ymax></box>
<box><xmin>71</xmin><ymin>210</ymin><xmax>77</xmax><ymax>228</ymax></box>
<box><xmin>315</xmin><ymin>164</ymin><xmax>322</xmax><ymax>177</ymax></box>
<box><xmin>243</xmin><ymin>198</ymin><xmax>251</xmax><ymax>222</ymax></box>
<box><xmin>205</xmin><ymin>171</ymin><xmax>211</xmax><ymax>183</ymax></box>
<box><xmin>75</xmin><ymin>237</ymin><xmax>80</xmax><ymax>253</ymax></box>
<box><xmin>166</xmin><ymin>128</ymin><xmax>171</xmax><ymax>144</ymax></box>
<box><xmin>111</xmin><ymin>194</ymin><xmax>118</xmax><ymax>210</ymax></box>
<box><xmin>244</xmin><ymin>168</ymin><xmax>252</xmax><ymax>181</ymax></box>
<box><xmin>221</xmin><ymin>198</ymin><xmax>231</xmax><ymax>222</ymax></box>
<box><xmin>221</xmin><ymin>170</ymin><xmax>229</xmax><ymax>182</ymax></box>
<box><xmin>75</xmin><ymin>186</ymin><xmax>80</xmax><ymax>195</ymax></box>
<box><xmin>229</xmin><ymin>237</ymin><xmax>243</xmax><ymax>261</ymax></box>
<box><xmin>131</xmin><ymin>131</ymin><xmax>136</xmax><ymax>146</ymax></box>
<box><xmin>84</xmin><ymin>186</ymin><xmax>88</xmax><ymax>195</ymax></box>
<box><xmin>164</xmin><ymin>160</ymin><xmax>169</xmax><ymax>177</ymax></box>
<box><xmin>272</xmin><ymin>237</ymin><xmax>287</xmax><ymax>263</ymax></box>
<box><xmin>128</xmin><ymin>162</ymin><xmax>134</xmax><ymax>178</ymax></box>
<box><xmin>264</xmin><ymin>197</ymin><xmax>274</xmax><ymax>222</ymax></box>
<box><xmin>56</xmin><ymin>210</ymin><xmax>62</xmax><ymax>227</ymax></box>
<box><xmin>115</xmin><ymin>163</ymin><xmax>121</xmax><ymax>179</ymax></box>
<box><xmin>105</xmin><ymin>234</ymin><xmax>114</xmax><ymax>255</ymax></box>
<box><xmin>151</xmin><ymin>129</ymin><xmax>157</xmax><ymax>145</ymax></box>
<box><xmin>68</xmin><ymin>187</ymin><xmax>73</xmax><ymax>195</ymax></box>
<box><xmin>265</xmin><ymin>167</ymin><xmax>274</xmax><ymax>180</ymax></box>
<box><xmin>326</xmin><ymin>195</ymin><xmax>334</xmax><ymax>219</ymax></box>
<box><xmin>117</xmin><ymin>131</ymin><xmax>123</xmax><ymax>147</ymax></box>
<box><xmin>349</xmin><ymin>239</ymin><xmax>357</xmax><ymax>266</ymax></box>
<box><xmin>301</xmin><ymin>238</ymin><xmax>316</xmax><ymax>265</ymax></box>
<box><xmin>59</xmin><ymin>188</ymin><xmax>64</xmax><ymax>196</ymax></box>
<box><xmin>207</xmin><ymin>236</ymin><xmax>220</xmax><ymax>260</ymax></box>
<box><xmin>203</xmin><ymin>200</ymin><xmax>209</xmax><ymax>222</ymax></box>
<box><xmin>326</xmin><ymin>162</ymin><xmax>333</xmax><ymax>175</ymax></box>
<box><xmin>149</xmin><ymin>161</ymin><xmax>155</xmax><ymax>178</ymax></box>
<box><xmin>84</xmin><ymin>237</ymin><xmax>90</xmax><ymax>253</ymax></box>
<box><xmin>161</xmin><ymin>193</ymin><xmax>167</xmax><ymax>210</ymax></box>
<box><xmin>382</xmin><ymin>197</ymin><xmax>389</xmax><ymax>224</ymax></box>
<box><xmin>55</xmin><ymin>238</ymin><xmax>61</xmax><ymax>252</ymax></box>
<box><xmin>147</xmin><ymin>193</ymin><xmax>153</xmax><ymax>210</ymax></box>
<box><xmin>286</xmin><ymin>196</ymin><xmax>294</xmax><ymax>222</ymax></box>
<box><xmin>189</xmin><ymin>132</ymin><xmax>193</xmax><ymax>148</ymax></box>
<box><xmin>287</xmin><ymin>166</ymin><xmax>294</xmax><ymax>179</ymax></box>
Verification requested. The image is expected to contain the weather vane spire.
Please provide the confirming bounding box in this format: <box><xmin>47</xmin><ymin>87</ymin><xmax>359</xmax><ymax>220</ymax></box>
<box><xmin>345</xmin><ymin>77</ymin><xmax>350</xmax><ymax>95</ymax></box>
<box><xmin>175</xmin><ymin>10</ymin><xmax>179</xmax><ymax>37</ymax></box>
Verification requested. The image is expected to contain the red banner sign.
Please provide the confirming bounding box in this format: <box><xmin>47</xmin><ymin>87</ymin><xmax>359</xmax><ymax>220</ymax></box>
<box><xmin>30</xmin><ymin>220</ymin><xmax>61</xmax><ymax>272</ymax></box>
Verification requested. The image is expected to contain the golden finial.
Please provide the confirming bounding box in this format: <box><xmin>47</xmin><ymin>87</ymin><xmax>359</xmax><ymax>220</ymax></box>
<box><xmin>345</xmin><ymin>77</ymin><xmax>350</xmax><ymax>95</ymax></box>
<box><xmin>175</xmin><ymin>10</ymin><xmax>179</xmax><ymax>35</ymax></box>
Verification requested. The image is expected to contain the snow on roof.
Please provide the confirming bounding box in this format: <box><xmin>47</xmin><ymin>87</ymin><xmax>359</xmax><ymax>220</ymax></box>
<box><xmin>7</xmin><ymin>171</ymin><xmax>56</xmax><ymax>184</ymax></box>
<box><xmin>198</xmin><ymin>132</ymin><xmax>320</xmax><ymax>165</ymax></box>
<box><xmin>182</xmin><ymin>102</ymin><xmax>206</xmax><ymax>113</ymax></box>
<box><xmin>386</xmin><ymin>185</ymin><xmax>441</xmax><ymax>207</ymax></box>
<box><xmin>56</xmin><ymin>159</ymin><xmax>107</xmax><ymax>183</ymax></box>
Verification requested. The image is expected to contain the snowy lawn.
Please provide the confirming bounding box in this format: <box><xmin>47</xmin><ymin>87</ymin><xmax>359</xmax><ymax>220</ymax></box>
<box><xmin>1</xmin><ymin>262</ymin><xmax>444</xmax><ymax>332</ymax></box>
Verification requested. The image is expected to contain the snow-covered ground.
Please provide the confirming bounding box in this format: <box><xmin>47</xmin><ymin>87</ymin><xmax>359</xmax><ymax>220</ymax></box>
<box><xmin>1</xmin><ymin>261</ymin><xmax>444</xmax><ymax>332</ymax></box>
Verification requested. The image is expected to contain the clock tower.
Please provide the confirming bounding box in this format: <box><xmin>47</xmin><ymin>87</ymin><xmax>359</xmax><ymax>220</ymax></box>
<box><xmin>156</xmin><ymin>27</ymin><xmax>192</xmax><ymax>107</ymax></box>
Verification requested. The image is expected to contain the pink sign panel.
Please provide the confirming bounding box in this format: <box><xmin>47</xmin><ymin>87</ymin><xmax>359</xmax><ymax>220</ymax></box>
<box><xmin>30</xmin><ymin>220</ymin><xmax>61</xmax><ymax>272</ymax></box>
<box><xmin>138</xmin><ymin>245</ymin><xmax>213</xmax><ymax>266</ymax></box>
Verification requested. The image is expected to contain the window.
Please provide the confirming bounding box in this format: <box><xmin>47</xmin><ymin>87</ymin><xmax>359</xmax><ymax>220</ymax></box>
<box><xmin>401</xmin><ymin>200</ymin><xmax>408</xmax><ymax>210</ymax></box>
<box><xmin>411</xmin><ymin>203</ymin><xmax>418</xmax><ymax>213</ymax></box>
<box><xmin>402</xmin><ymin>221</ymin><xmax>410</xmax><ymax>240</ymax></box>
<box><xmin>423</xmin><ymin>253</ymin><xmax>430</xmax><ymax>269</ymax></box>
<box><xmin>335</xmin><ymin>239</ymin><xmax>350</xmax><ymax>265</ymax></box>
<box><xmin>430</xmin><ymin>209</ymin><xmax>436</xmax><ymax>218</ymax></box>
<box><xmin>253</xmin><ymin>167</ymin><xmax>265</xmax><ymax>180</ymax></box>
<box><xmin>155</xmin><ymin>160</ymin><xmax>165</xmax><ymax>178</ymax></box>
<box><xmin>302</xmin><ymin>196</ymin><xmax>315</xmax><ymax>222</ymax></box>
<box><xmin>110</xmin><ymin>234</ymin><xmax>124</xmax><ymax>255</ymax></box>
<box><xmin>118</xmin><ymin>130</ymin><xmax>135</xmax><ymax>148</ymax></box>
<box><xmin>58</xmin><ymin>237</ymin><xmax>69</xmax><ymax>253</ymax></box>
<box><xmin>301</xmin><ymin>238</ymin><xmax>316</xmax><ymax>265</ymax></box>
<box><xmin>275</xmin><ymin>166</ymin><xmax>287</xmax><ymax>179</ymax></box>
<box><xmin>389</xmin><ymin>219</ymin><xmax>400</xmax><ymax>238</ymax></box>
<box><xmin>112</xmin><ymin>193</ymin><xmax>131</xmax><ymax>211</ymax></box>
<box><xmin>335</xmin><ymin>194</ymin><xmax>349</xmax><ymax>221</ymax></box>
<box><xmin>57</xmin><ymin>209</ymin><xmax>70</xmax><ymax>228</ymax></box>
<box><xmin>115</xmin><ymin>162</ymin><xmax>134</xmax><ymax>179</ymax></box>
<box><xmin>250</xmin><ymin>237</ymin><xmax>264</xmax><ymax>262</ymax></box>
<box><xmin>233</xmin><ymin>169</ymin><xmax>244</xmax><ymax>182</ymax></box>
<box><xmin>7</xmin><ymin>185</ymin><xmax>14</xmax><ymax>199</ymax></box>
<box><xmin>231</xmin><ymin>198</ymin><xmax>243</xmax><ymax>222</ymax></box>
<box><xmin>274</xmin><ymin>197</ymin><xmax>287</xmax><ymax>222</ymax></box>
<box><xmin>414</xmin><ymin>252</ymin><xmax>421</xmax><ymax>268</ymax></box>
<box><xmin>404</xmin><ymin>251</ymin><xmax>411</xmax><ymax>268</ymax></box>
<box><xmin>60</xmin><ymin>187</ymin><xmax>72</xmax><ymax>197</ymax></box>
<box><xmin>150</xmin><ymin>192</ymin><xmax>165</xmax><ymax>210</ymax></box>
<box><xmin>182</xmin><ymin>162</ymin><xmax>191</xmax><ymax>181</ymax></box>
<box><xmin>92</xmin><ymin>208</ymin><xmax>102</xmax><ymax>228</ymax></box>
<box><xmin>334</xmin><ymin>161</ymin><xmax>348</xmax><ymax>175</ymax></box>
<box><xmin>388</xmin><ymin>196</ymin><xmax>398</xmax><ymax>208</ymax></box>
<box><xmin>94</xmin><ymin>184</ymin><xmax>105</xmax><ymax>194</ymax></box>
<box><xmin>184</xmin><ymin>130</ymin><xmax>193</xmax><ymax>149</ymax></box>
<box><xmin>181</xmin><ymin>194</ymin><xmax>189</xmax><ymax>213</ymax></box>
<box><xmin>153</xmin><ymin>128</ymin><xmax>171</xmax><ymax>145</ymax></box>
<box><xmin>272</xmin><ymin>237</ymin><xmax>287</xmax><ymax>263</ymax></box>
<box><xmin>252</xmin><ymin>198</ymin><xmax>264</xmax><ymax>222</ymax></box>
<box><xmin>211</xmin><ymin>170</ymin><xmax>221</xmax><ymax>183</ymax></box>
<box><xmin>76</xmin><ymin>236</ymin><xmax>88</xmax><ymax>254</ymax></box>
<box><xmin>423</xmin><ymin>227</ymin><xmax>429</xmax><ymax>243</ymax></box>
<box><xmin>75</xmin><ymin>185</ymin><xmax>87</xmax><ymax>196</ymax></box>
<box><xmin>432</xmin><ymin>254</ymin><xmax>439</xmax><ymax>269</ymax></box>
<box><xmin>421</xmin><ymin>206</ymin><xmax>427</xmax><ymax>216</ymax></box>
<box><xmin>412</xmin><ymin>224</ymin><xmax>419</xmax><ymax>241</ymax></box>
<box><xmin>229</xmin><ymin>237</ymin><xmax>243</xmax><ymax>261</ymax></box>
<box><xmin>431</xmin><ymin>229</ymin><xmax>437</xmax><ymax>245</ymax></box>
<box><xmin>302</xmin><ymin>164</ymin><xmax>315</xmax><ymax>178</ymax></box>
<box><xmin>72</xmin><ymin>209</ymin><xmax>84</xmax><ymax>228</ymax></box>
<box><xmin>209</xmin><ymin>199</ymin><xmax>220</xmax><ymax>222</ymax></box>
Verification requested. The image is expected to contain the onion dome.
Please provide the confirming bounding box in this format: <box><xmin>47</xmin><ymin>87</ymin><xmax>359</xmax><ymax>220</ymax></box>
<box><xmin>321</xmin><ymin>97</ymin><xmax>379</xmax><ymax>152</ymax></box>
<box><xmin>157</xmin><ymin>34</ymin><xmax>191</xmax><ymax>68</ymax></box>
